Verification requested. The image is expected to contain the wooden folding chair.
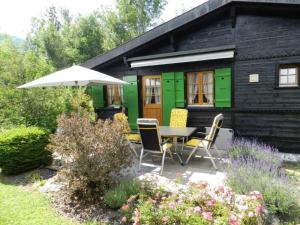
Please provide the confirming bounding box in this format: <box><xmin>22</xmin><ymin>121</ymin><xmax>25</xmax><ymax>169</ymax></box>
<box><xmin>184</xmin><ymin>114</ymin><xmax>224</xmax><ymax>169</ymax></box>
<box><xmin>137</xmin><ymin>118</ymin><xmax>173</xmax><ymax>175</ymax></box>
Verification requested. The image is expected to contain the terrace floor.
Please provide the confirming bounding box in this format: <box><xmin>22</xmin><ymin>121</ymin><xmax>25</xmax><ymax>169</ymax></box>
<box><xmin>120</xmin><ymin>146</ymin><xmax>228</xmax><ymax>189</ymax></box>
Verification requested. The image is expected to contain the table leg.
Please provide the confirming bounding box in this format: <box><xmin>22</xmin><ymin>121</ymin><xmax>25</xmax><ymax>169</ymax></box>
<box><xmin>181</xmin><ymin>137</ymin><xmax>185</xmax><ymax>155</ymax></box>
<box><xmin>173</xmin><ymin>137</ymin><xmax>183</xmax><ymax>165</ymax></box>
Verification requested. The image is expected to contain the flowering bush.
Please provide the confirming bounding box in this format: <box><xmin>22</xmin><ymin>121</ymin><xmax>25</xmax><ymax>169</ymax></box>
<box><xmin>47</xmin><ymin>113</ymin><xmax>133</xmax><ymax>202</ymax></box>
<box><xmin>119</xmin><ymin>182</ymin><xmax>264</xmax><ymax>225</ymax></box>
<box><xmin>226</xmin><ymin>138</ymin><xmax>300</xmax><ymax>221</ymax></box>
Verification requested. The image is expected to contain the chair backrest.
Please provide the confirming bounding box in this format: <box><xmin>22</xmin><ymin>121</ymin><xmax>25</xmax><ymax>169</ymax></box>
<box><xmin>114</xmin><ymin>112</ymin><xmax>131</xmax><ymax>134</ymax></box>
<box><xmin>170</xmin><ymin>108</ymin><xmax>188</xmax><ymax>128</ymax></box>
<box><xmin>204</xmin><ymin>114</ymin><xmax>224</xmax><ymax>149</ymax></box>
<box><xmin>137</xmin><ymin>118</ymin><xmax>161</xmax><ymax>152</ymax></box>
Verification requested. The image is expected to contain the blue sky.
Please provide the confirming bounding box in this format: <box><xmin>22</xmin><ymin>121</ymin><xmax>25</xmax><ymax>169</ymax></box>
<box><xmin>0</xmin><ymin>0</ymin><xmax>207</xmax><ymax>38</ymax></box>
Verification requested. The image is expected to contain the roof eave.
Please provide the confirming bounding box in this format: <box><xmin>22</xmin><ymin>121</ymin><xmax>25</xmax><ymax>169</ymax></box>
<box><xmin>81</xmin><ymin>0</ymin><xmax>300</xmax><ymax>69</ymax></box>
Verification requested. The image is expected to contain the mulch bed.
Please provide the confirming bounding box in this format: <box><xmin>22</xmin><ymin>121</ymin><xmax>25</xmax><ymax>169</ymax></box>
<box><xmin>51</xmin><ymin>190</ymin><xmax>123</xmax><ymax>224</ymax></box>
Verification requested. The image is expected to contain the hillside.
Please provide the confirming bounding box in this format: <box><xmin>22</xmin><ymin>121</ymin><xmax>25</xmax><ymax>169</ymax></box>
<box><xmin>0</xmin><ymin>33</ymin><xmax>24</xmax><ymax>45</ymax></box>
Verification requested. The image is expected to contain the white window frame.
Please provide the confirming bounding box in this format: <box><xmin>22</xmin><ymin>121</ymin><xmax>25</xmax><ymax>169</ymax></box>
<box><xmin>279</xmin><ymin>65</ymin><xmax>299</xmax><ymax>87</ymax></box>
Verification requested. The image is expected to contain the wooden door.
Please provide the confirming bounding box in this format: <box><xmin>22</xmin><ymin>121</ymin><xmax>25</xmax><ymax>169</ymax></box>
<box><xmin>142</xmin><ymin>75</ymin><xmax>163</xmax><ymax>124</ymax></box>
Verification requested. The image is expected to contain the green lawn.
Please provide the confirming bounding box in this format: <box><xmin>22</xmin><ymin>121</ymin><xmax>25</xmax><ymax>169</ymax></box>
<box><xmin>283</xmin><ymin>162</ymin><xmax>300</xmax><ymax>182</ymax></box>
<box><xmin>0</xmin><ymin>182</ymin><xmax>97</xmax><ymax>225</ymax></box>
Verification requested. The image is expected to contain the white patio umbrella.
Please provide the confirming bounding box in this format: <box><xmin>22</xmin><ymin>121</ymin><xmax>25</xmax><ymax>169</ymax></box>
<box><xmin>17</xmin><ymin>65</ymin><xmax>127</xmax><ymax>88</ymax></box>
<box><xmin>17</xmin><ymin>65</ymin><xmax>128</xmax><ymax>111</ymax></box>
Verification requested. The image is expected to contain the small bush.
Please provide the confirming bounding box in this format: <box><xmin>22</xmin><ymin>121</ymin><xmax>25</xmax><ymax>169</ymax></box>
<box><xmin>0</xmin><ymin>126</ymin><xmax>51</xmax><ymax>175</ymax></box>
<box><xmin>104</xmin><ymin>180</ymin><xmax>141</xmax><ymax>209</ymax></box>
<box><xmin>120</xmin><ymin>183</ymin><xmax>264</xmax><ymax>225</ymax></box>
<box><xmin>47</xmin><ymin>113</ymin><xmax>133</xmax><ymax>203</ymax></box>
<box><xmin>226</xmin><ymin>138</ymin><xmax>300</xmax><ymax>221</ymax></box>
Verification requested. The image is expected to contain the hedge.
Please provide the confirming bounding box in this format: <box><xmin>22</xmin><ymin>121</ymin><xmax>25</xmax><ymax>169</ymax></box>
<box><xmin>0</xmin><ymin>127</ymin><xmax>51</xmax><ymax>175</ymax></box>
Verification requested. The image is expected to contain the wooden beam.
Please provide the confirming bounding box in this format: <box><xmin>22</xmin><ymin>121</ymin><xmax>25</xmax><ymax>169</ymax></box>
<box><xmin>230</xmin><ymin>6</ymin><xmax>236</xmax><ymax>28</ymax></box>
<box><xmin>123</xmin><ymin>56</ymin><xmax>129</xmax><ymax>68</ymax></box>
<box><xmin>170</xmin><ymin>34</ymin><xmax>176</xmax><ymax>51</ymax></box>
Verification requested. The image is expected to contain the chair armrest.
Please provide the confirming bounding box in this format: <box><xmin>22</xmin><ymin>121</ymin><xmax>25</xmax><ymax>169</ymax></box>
<box><xmin>190</xmin><ymin>137</ymin><xmax>213</xmax><ymax>142</ymax></box>
<box><xmin>130</xmin><ymin>131</ymin><xmax>139</xmax><ymax>134</ymax></box>
<box><xmin>189</xmin><ymin>137</ymin><xmax>204</xmax><ymax>140</ymax></box>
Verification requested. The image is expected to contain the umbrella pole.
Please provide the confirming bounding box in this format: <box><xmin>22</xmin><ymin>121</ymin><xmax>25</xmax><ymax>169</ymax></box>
<box><xmin>75</xmin><ymin>81</ymin><xmax>80</xmax><ymax>112</ymax></box>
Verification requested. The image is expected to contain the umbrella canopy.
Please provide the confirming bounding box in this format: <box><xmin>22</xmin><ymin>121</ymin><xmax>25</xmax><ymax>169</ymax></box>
<box><xmin>17</xmin><ymin>65</ymin><xmax>127</xmax><ymax>88</ymax></box>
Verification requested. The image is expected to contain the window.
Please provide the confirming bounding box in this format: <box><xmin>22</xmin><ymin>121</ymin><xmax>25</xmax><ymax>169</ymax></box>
<box><xmin>106</xmin><ymin>85</ymin><xmax>123</xmax><ymax>105</ymax></box>
<box><xmin>144</xmin><ymin>77</ymin><xmax>161</xmax><ymax>104</ymax></box>
<box><xmin>187</xmin><ymin>71</ymin><xmax>214</xmax><ymax>106</ymax></box>
<box><xmin>279</xmin><ymin>65</ymin><xmax>299</xmax><ymax>87</ymax></box>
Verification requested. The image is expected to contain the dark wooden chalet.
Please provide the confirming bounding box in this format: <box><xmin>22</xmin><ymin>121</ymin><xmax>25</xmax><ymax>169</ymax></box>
<box><xmin>82</xmin><ymin>0</ymin><xmax>300</xmax><ymax>153</ymax></box>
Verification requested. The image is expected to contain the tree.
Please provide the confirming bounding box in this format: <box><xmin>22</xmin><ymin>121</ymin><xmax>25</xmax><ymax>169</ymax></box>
<box><xmin>0</xmin><ymin>0</ymin><xmax>167</xmax><ymax>131</ymax></box>
<box><xmin>0</xmin><ymin>37</ymin><xmax>69</xmax><ymax>131</ymax></box>
<box><xmin>100</xmin><ymin>0</ymin><xmax>167</xmax><ymax>50</ymax></box>
<box><xmin>27</xmin><ymin>7</ymin><xmax>104</xmax><ymax>69</ymax></box>
<box><xmin>64</xmin><ymin>13</ymin><xmax>104</xmax><ymax>64</ymax></box>
<box><xmin>27</xmin><ymin>1</ymin><xmax>166</xmax><ymax>66</ymax></box>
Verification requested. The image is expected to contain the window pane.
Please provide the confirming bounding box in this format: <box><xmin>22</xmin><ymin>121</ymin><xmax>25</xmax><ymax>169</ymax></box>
<box><xmin>155</xmin><ymin>87</ymin><xmax>160</xmax><ymax>95</ymax></box>
<box><xmin>280</xmin><ymin>69</ymin><xmax>288</xmax><ymax>75</ymax></box>
<box><xmin>193</xmin><ymin>74</ymin><xmax>198</xmax><ymax>83</ymax></box>
<box><xmin>156</xmin><ymin>79</ymin><xmax>160</xmax><ymax>86</ymax></box>
<box><xmin>288</xmin><ymin>68</ymin><xmax>296</xmax><ymax>75</ymax></box>
<box><xmin>208</xmin><ymin>72</ymin><xmax>213</xmax><ymax>84</ymax></box>
<box><xmin>146</xmin><ymin>79</ymin><xmax>150</xmax><ymax>86</ymax></box>
<box><xmin>193</xmin><ymin>84</ymin><xmax>198</xmax><ymax>94</ymax></box>
<box><xmin>288</xmin><ymin>75</ymin><xmax>296</xmax><ymax>84</ymax></box>
<box><xmin>193</xmin><ymin>94</ymin><xmax>198</xmax><ymax>104</ymax></box>
<box><xmin>155</xmin><ymin>96</ymin><xmax>160</xmax><ymax>103</ymax></box>
<box><xmin>150</xmin><ymin>79</ymin><xmax>155</xmax><ymax>86</ymax></box>
<box><xmin>280</xmin><ymin>76</ymin><xmax>288</xmax><ymax>84</ymax></box>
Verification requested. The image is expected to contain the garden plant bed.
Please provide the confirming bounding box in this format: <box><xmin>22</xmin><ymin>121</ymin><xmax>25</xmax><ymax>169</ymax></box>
<box><xmin>51</xmin><ymin>190</ymin><xmax>123</xmax><ymax>224</ymax></box>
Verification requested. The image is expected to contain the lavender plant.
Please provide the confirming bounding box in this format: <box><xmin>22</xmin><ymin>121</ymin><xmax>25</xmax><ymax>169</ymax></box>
<box><xmin>226</xmin><ymin>138</ymin><xmax>300</xmax><ymax>221</ymax></box>
<box><xmin>227</xmin><ymin>138</ymin><xmax>282</xmax><ymax>167</ymax></box>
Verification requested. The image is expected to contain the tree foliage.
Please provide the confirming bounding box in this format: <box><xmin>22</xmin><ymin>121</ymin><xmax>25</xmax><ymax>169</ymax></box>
<box><xmin>27</xmin><ymin>7</ymin><xmax>105</xmax><ymax>69</ymax></box>
<box><xmin>0</xmin><ymin>0</ymin><xmax>167</xmax><ymax>131</ymax></box>
<box><xmin>101</xmin><ymin>0</ymin><xmax>166</xmax><ymax>50</ymax></box>
<box><xmin>0</xmin><ymin>38</ymin><xmax>69</xmax><ymax>131</ymax></box>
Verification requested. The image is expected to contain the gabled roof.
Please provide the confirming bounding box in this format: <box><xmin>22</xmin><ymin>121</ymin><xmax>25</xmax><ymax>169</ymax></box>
<box><xmin>82</xmin><ymin>0</ymin><xmax>300</xmax><ymax>69</ymax></box>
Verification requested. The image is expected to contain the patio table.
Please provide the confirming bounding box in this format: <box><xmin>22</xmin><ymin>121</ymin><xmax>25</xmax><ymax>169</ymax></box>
<box><xmin>159</xmin><ymin>126</ymin><xmax>197</xmax><ymax>164</ymax></box>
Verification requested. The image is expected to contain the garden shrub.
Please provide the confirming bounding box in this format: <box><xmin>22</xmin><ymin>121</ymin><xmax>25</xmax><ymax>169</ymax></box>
<box><xmin>104</xmin><ymin>179</ymin><xmax>141</xmax><ymax>209</ymax></box>
<box><xmin>0</xmin><ymin>126</ymin><xmax>51</xmax><ymax>175</ymax></box>
<box><xmin>226</xmin><ymin>138</ymin><xmax>300</xmax><ymax>221</ymax></box>
<box><xmin>47</xmin><ymin>113</ymin><xmax>133</xmax><ymax>203</ymax></box>
<box><xmin>120</xmin><ymin>182</ymin><xmax>264</xmax><ymax>225</ymax></box>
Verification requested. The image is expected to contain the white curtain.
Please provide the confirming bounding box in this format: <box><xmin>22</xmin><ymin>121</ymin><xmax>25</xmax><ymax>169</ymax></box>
<box><xmin>155</xmin><ymin>79</ymin><xmax>160</xmax><ymax>103</ymax></box>
<box><xmin>145</xmin><ymin>79</ymin><xmax>151</xmax><ymax>104</ymax></box>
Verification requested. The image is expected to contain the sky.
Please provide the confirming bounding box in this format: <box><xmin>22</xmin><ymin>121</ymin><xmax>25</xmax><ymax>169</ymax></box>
<box><xmin>0</xmin><ymin>0</ymin><xmax>207</xmax><ymax>39</ymax></box>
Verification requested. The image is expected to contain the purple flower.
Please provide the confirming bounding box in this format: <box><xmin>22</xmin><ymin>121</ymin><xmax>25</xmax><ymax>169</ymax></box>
<box><xmin>248</xmin><ymin>211</ymin><xmax>254</xmax><ymax>218</ymax></box>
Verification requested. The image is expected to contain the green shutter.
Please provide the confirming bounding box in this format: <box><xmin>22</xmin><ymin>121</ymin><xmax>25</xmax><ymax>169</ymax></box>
<box><xmin>123</xmin><ymin>75</ymin><xmax>139</xmax><ymax>130</ymax></box>
<box><xmin>162</xmin><ymin>73</ymin><xmax>176</xmax><ymax>125</ymax></box>
<box><xmin>175</xmin><ymin>72</ymin><xmax>185</xmax><ymax>107</ymax></box>
<box><xmin>91</xmin><ymin>85</ymin><xmax>104</xmax><ymax>108</ymax></box>
<box><xmin>215</xmin><ymin>68</ymin><xmax>231</xmax><ymax>108</ymax></box>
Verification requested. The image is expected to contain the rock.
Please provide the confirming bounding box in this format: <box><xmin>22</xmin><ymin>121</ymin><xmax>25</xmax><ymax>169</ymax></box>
<box><xmin>264</xmin><ymin>213</ymin><xmax>280</xmax><ymax>225</ymax></box>
<box><xmin>39</xmin><ymin>177</ymin><xmax>65</xmax><ymax>193</ymax></box>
